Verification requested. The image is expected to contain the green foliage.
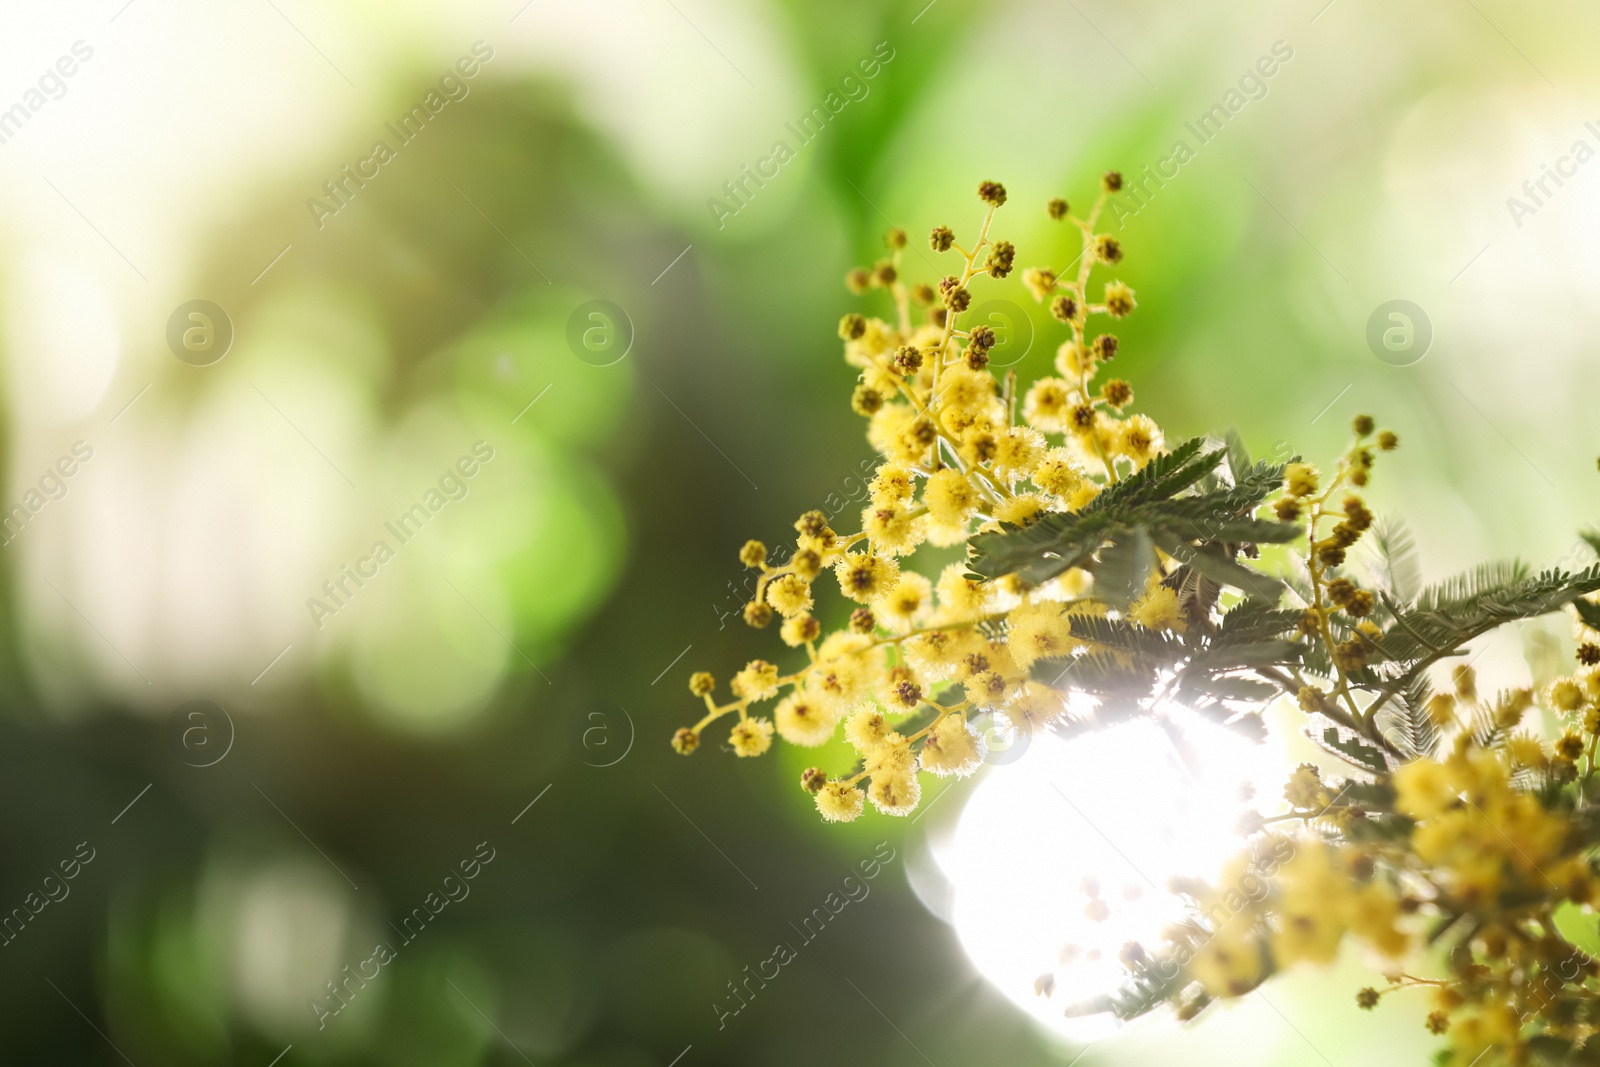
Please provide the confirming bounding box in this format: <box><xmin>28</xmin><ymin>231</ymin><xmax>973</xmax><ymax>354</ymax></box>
<box><xmin>1363</xmin><ymin>562</ymin><xmax>1600</xmax><ymax>716</ymax></box>
<box><xmin>1314</xmin><ymin>725</ymin><xmax>1389</xmax><ymax>775</ymax></box>
<box><xmin>969</xmin><ymin>436</ymin><xmax>1298</xmax><ymax>606</ymax></box>
<box><xmin>1093</xmin><ymin>526</ymin><xmax>1156</xmax><ymax>609</ymax></box>
<box><xmin>966</xmin><ymin>508</ymin><xmax>1119</xmax><ymax>587</ymax></box>
<box><xmin>1025</xmin><ymin>592</ymin><xmax>1300</xmax><ymax>722</ymax></box>
<box><xmin>1093</xmin><ymin>437</ymin><xmax>1220</xmax><ymax>509</ymax></box>
<box><xmin>1377</xmin><ymin>673</ymin><xmax>1440</xmax><ymax>759</ymax></box>
<box><xmin>1035</xmin><ymin>647</ymin><xmax>1148</xmax><ymax>699</ymax></box>
<box><xmin>1223</xmin><ymin>427</ymin><xmax>1252</xmax><ymax>487</ymax></box>
<box><xmin>1009</xmin><ymin>525</ymin><xmax>1600</xmax><ymax>749</ymax></box>
<box><xmin>978</xmin><ymin>432</ymin><xmax>1600</xmax><ymax>800</ymax></box>
<box><xmin>1366</xmin><ymin>517</ymin><xmax>1423</xmax><ymax>605</ymax></box>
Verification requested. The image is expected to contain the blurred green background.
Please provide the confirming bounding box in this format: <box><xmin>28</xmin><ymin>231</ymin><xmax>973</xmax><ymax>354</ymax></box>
<box><xmin>0</xmin><ymin>0</ymin><xmax>1596</xmax><ymax>1063</ymax></box>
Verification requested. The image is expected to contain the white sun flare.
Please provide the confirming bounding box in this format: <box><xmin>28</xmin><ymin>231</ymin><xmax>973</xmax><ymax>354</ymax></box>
<box><xmin>928</xmin><ymin>702</ymin><xmax>1291</xmax><ymax>1043</ymax></box>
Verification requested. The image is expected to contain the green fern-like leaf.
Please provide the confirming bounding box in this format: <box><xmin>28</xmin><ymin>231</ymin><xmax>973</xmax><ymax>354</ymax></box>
<box><xmin>967</xmin><ymin>509</ymin><xmax>1118</xmax><ymax>583</ymax></box>
<box><xmin>1315</xmin><ymin>725</ymin><xmax>1391</xmax><ymax>775</ymax></box>
<box><xmin>1412</xmin><ymin>560</ymin><xmax>1533</xmax><ymax>615</ymax></box>
<box><xmin>1581</xmin><ymin>529</ymin><xmax>1600</xmax><ymax>559</ymax></box>
<box><xmin>1365</xmin><ymin>516</ymin><xmax>1422</xmax><ymax>605</ymax></box>
<box><xmin>1224</xmin><ymin>428</ymin><xmax>1252</xmax><ymax>485</ymax></box>
<box><xmin>1033</xmin><ymin>648</ymin><xmax>1149</xmax><ymax>697</ymax></box>
<box><xmin>1215</xmin><ymin>601</ymin><xmax>1304</xmax><ymax>643</ymax></box>
<box><xmin>968</xmin><ymin>437</ymin><xmax>1294</xmax><ymax>603</ymax></box>
<box><xmin>1093</xmin><ymin>526</ymin><xmax>1157</xmax><ymax>610</ymax></box>
<box><xmin>1154</xmin><ymin>533</ymin><xmax>1286</xmax><ymax>603</ymax></box>
<box><xmin>1378</xmin><ymin>563</ymin><xmax>1600</xmax><ymax>665</ymax></box>
<box><xmin>1087</xmin><ymin>437</ymin><xmax>1220</xmax><ymax>511</ymax></box>
<box><xmin>1376</xmin><ymin>672</ymin><xmax>1439</xmax><ymax>759</ymax></box>
<box><xmin>1064</xmin><ymin>613</ymin><xmax>1188</xmax><ymax>659</ymax></box>
<box><xmin>1185</xmin><ymin>637</ymin><xmax>1301</xmax><ymax>674</ymax></box>
<box><xmin>1151</xmin><ymin>494</ymin><xmax>1301</xmax><ymax>544</ymax></box>
<box><xmin>1182</xmin><ymin>674</ymin><xmax>1280</xmax><ymax>702</ymax></box>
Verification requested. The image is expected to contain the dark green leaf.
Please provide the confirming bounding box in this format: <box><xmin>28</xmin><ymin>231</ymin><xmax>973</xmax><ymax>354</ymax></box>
<box><xmin>1376</xmin><ymin>672</ymin><xmax>1439</xmax><ymax>759</ymax></box>
<box><xmin>1187</xmin><ymin>638</ymin><xmax>1301</xmax><ymax>672</ymax></box>
<box><xmin>1344</xmin><ymin>811</ymin><xmax>1420</xmax><ymax>844</ymax></box>
<box><xmin>967</xmin><ymin>510</ymin><xmax>1118</xmax><ymax>583</ymax></box>
<box><xmin>1088</xmin><ymin>437</ymin><xmax>1222</xmax><ymax>512</ymax></box>
<box><xmin>1412</xmin><ymin>560</ymin><xmax>1532</xmax><ymax>614</ymax></box>
<box><xmin>1228</xmin><ymin>457</ymin><xmax>1293</xmax><ymax>511</ymax></box>
<box><xmin>1155</xmin><ymin>512</ymin><xmax>1302</xmax><ymax>545</ymax></box>
<box><xmin>1171</xmin><ymin>563</ymin><xmax>1223</xmax><ymax>631</ymax></box>
<box><xmin>1183</xmin><ymin>675</ymin><xmax>1279</xmax><ymax>701</ymax></box>
<box><xmin>1093</xmin><ymin>526</ymin><xmax>1155</xmax><ymax>609</ymax></box>
<box><xmin>1152</xmin><ymin>532</ymin><xmax>1285</xmax><ymax>603</ymax></box>
<box><xmin>1316</xmin><ymin>726</ymin><xmax>1390</xmax><ymax>775</ymax></box>
<box><xmin>1375</xmin><ymin>563</ymin><xmax>1600</xmax><ymax>666</ymax></box>
<box><xmin>1216</xmin><ymin>602</ymin><xmax>1304</xmax><ymax>643</ymax></box>
<box><xmin>1224</xmin><ymin>428</ymin><xmax>1252</xmax><ymax>485</ymax></box>
<box><xmin>969</xmin><ymin>437</ymin><xmax>1293</xmax><ymax>594</ymax></box>
<box><xmin>1525</xmin><ymin>1033</ymin><xmax>1600</xmax><ymax>1066</ymax></box>
<box><xmin>1064</xmin><ymin>612</ymin><xmax>1186</xmax><ymax>658</ymax></box>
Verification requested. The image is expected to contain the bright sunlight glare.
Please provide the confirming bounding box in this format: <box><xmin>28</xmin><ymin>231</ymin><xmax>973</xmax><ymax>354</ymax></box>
<box><xmin>931</xmin><ymin>702</ymin><xmax>1291</xmax><ymax>1042</ymax></box>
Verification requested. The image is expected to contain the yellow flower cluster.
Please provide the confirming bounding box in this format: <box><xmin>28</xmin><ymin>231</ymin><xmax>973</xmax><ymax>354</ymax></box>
<box><xmin>673</xmin><ymin>176</ymin><xmax>1173</xmax><ymax>822</ymax></box>
<box><xmin>674</xmin><ymin>175</ymin><xmax>1600</xmax><ymax>1066</ymax></box>
<box><xmin>1162</xmin><ymin>601</ymin><xmax>1600</xmax><ymax>1064</ymax></box>
<box><xmin>1180</xmin><ymin>838</ymin><xmax>1410</xmax><ymax>1001</ymax></box>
